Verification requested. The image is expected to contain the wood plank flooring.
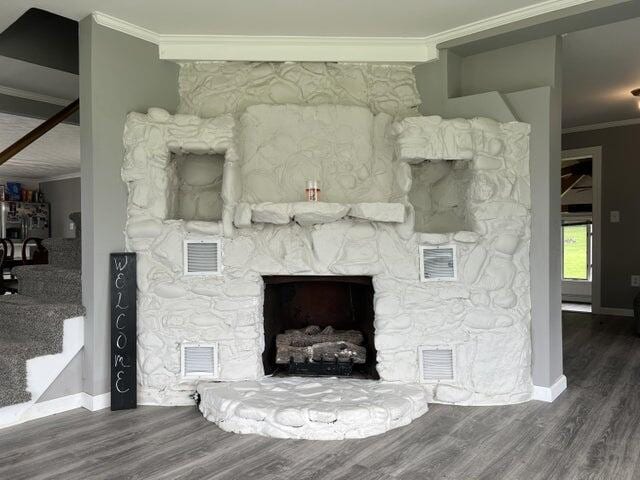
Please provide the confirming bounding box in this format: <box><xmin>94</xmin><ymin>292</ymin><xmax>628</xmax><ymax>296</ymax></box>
<box><xmin>1</xmin><ymin>311</ymin><xmax>639</xmax><ymax>480</ymax></box>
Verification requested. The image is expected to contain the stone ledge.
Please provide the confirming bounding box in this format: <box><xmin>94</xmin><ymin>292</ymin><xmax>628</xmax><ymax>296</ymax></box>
<box><xmin>234</xmin><ymin>202</ymin><xmax>406</xmax><ymax>227</ymax></box>
<box><xmin>393</xmin><ymin>115</ymin><xmax>530</xmax><ymax>164</ymax></box>
<box><xmin>198</xmin><ymin>377</ymin><xmax>429</xmax><ymax>440</ymax></box>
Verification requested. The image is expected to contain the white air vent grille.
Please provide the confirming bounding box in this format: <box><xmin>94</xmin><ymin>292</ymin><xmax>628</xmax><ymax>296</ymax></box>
<box><xmin>420</xmin><ymin>245</ymin><xmax>457</xmax><ymax>281</ymax></box>
<box><xmin>418</xmin><ymin>346</ymin><xmax>454</xmax><ymax>382</ymax></box>
<box><xmin>181</xmin><ymin>343</ymin><xmax>218</xmax><ymax>378</ymax></box>
<box><xmin>184</xmin><ymin>239</ymin><xmax>222</xmax><ymax>275</ymax></box>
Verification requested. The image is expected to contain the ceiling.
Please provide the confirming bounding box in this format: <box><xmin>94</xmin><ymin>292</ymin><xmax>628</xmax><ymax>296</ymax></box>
<box><xmin>0</xmin><ymin>0</ymin><xmax>582</xmax><ymax>38</ymax></box>
<box><xmin>0</xmin><ymin>0</ymin><xmax>636</xmax><ymax>151</ymax></box>
<box><xmin>0</xmin><ymin>8</ymin><xmax>78</xmax><ymax>124</ymax></box>
<box><xmin>0</xmin><ymin>112</ymin><xmax>80</xmax><ymax>180</ymax></box>
<box><xmin>0</xmin><ymin>55</ymin><xmax>77</xmax><ymax>104</ymax></box>
<box><xmin>563</xmin><ymin>16</ymin><xmax>640</xmax><ymax>128</ymax></box>
<box><xmin>0</xmin><ymin>7</ymin><xmax>78</xmax><ymax>74</ymax></box>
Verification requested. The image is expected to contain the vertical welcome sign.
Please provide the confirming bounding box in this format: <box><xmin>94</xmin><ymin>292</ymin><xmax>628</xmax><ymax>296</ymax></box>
<box><xmin>110</xmin><ymin>252</ymin><xmax>137</xmax><ymax>410</ymax></box>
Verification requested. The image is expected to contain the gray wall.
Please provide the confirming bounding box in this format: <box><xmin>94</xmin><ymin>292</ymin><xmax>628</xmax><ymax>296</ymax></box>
<box><xmin>79</xmin><ymin>17</ymin><xmax>178</xmax><ymax>396</ymax></box>
<box><xmin>38</xmin><ymin>351</ymin><xmax>83</xmax><ymax>402</ymax></box>
<box><xmin>39</xmin><ymin>176</ymin><xmax>80</xmax><ymax>238</ymax></box>
<box><xmin>459</xmin><ymin>37</ymin><xmax>559</xmax><ymax>96</ymax></box>
<box><xmin>563</xmin><ymin>124</ymin><xmax>640</xmax><ymax>309</ymax></box>
<box><xmin>414</xmin><ymin>36</ymin><xmax>564</xmax><ymax>389</ymax></box>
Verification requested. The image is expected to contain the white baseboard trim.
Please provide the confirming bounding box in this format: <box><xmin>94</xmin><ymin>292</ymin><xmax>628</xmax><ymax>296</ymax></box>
<box><xmin>1</xmin><ymin>393</ymin><xmax>84</xmax><ymax>430</ymax></box>
<box><xmin>597</xmin><ymin>307</ymin><xmax>634</xmax><ymax>317</ymax></box>
<box><xmin>24</xmin><ymin>393</ymin><xmax>84</xmax><ymax>421</ymax></box>
<box><xmin>81</xmin><ymin>392</ymin><xmax>111</xmax><ymax>412</ymax></box>
<box><xmin>532</xmin><ymin>375</ymin><xmax>567</xmax><ymax>402</ymax></box>
<box><xmin>0</xmin><ymin>392</ymin><xmax>110</xmax><ymax>430</ymax></box>
<box><xmin>0</xmin><ymin>317</ymin><xmax>85</xmax><ymax>429</ymax></box>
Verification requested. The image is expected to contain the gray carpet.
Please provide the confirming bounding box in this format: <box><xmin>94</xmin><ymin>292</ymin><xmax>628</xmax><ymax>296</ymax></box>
<box><xmin>43</xmin><ymin>238</ymin><xmax>81</xmax><ymax>270</ymax></box>
<box><xmin>12</xmin><ymin>265</ymin><xmax>81</xmax><ymax>304</ymax></box>
<box><xmin>0</xmin><ymin>212</ymin><xmax>83</xmax><ymax>408</ymax></box>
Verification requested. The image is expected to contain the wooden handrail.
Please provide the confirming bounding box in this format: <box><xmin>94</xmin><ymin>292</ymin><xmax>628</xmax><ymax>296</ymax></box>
<box><xmin>0</xmin><ymin>99</ymin><xmax>79</xmax><ymax>166</ymax></box>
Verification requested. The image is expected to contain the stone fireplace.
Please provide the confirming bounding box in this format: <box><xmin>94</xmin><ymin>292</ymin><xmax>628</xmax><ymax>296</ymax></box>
<box><xmin>122</xmin><ymin>62</ymin><xmax>533</xmax><ymax>439</ymax></box>
<box><xmin>262</xmin><ymin>276</ymin><xmax>377</xmax><ymax>379</ymax></box>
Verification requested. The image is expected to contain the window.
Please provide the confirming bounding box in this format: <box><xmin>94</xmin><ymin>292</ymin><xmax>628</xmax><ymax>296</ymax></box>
<box><xmin>562</xmin><ymin>223</ymin><xmax>592</xmax><ymax>281</ymax></box>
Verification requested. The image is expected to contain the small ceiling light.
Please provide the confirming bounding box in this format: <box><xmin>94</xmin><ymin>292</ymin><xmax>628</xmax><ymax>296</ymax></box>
<box><xmin>633</xmin><ymin>88</ymin><xmax>640</xmax><ymax>110</ymax></box>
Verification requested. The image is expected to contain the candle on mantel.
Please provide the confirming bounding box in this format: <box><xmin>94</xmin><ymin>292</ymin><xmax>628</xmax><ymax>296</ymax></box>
<box><xmin>305</xmin><ymin>180</ymin><xmax>320</xmax><ymax>202</ymax></box>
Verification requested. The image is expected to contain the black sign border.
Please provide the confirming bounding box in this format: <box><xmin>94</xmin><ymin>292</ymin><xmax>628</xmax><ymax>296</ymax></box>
<box><xmin>110</xmin><ymin>252</ymin><xmax>137</xmax><ymax>411</ymax></box>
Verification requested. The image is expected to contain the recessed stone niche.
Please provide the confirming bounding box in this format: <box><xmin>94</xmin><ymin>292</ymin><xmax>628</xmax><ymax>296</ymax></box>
<box><xmin>409</xmin><ymin>160</ymin><xmax>473</xmax><ymax>233</ymax></box>
<box><xmin>168</xmin><ymin>153</ymin><xmax>224</xmax><ymax>222</ymax></box>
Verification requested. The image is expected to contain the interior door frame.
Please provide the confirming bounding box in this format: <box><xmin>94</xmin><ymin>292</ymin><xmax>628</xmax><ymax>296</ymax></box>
<box><xmin>561</xmin><ymin>146</ymin><xmax>602</xmax><ymax>314</ymax></box>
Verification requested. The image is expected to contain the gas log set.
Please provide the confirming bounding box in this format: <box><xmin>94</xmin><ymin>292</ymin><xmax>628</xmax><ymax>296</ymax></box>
<box><xmin>275</xmin><ymin>325</ymin><xmax>366</xmax><ymax>376</ymax></box>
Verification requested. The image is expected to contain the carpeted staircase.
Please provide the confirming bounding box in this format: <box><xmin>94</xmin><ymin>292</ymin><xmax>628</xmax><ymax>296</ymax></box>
<box><xmin>0</xmin><ymin>213</ymin><xmax>84</xmax><ymax>408</ymax></box>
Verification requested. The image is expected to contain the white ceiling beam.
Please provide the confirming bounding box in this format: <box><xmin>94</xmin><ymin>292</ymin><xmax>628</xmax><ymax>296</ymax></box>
<box><xmin>158</xmin><ymin>36</ymin><xmax>436</xmax><ymax>63</ymax></box>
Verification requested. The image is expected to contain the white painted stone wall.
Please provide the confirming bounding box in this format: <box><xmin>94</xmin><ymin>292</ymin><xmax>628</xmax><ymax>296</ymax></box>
<box><xmin>409</xmin><ymin>160</ymin><xmax>472</xmax><ymax>233</ymax></box>
<box><xmin>170</xmin><ymin>153</ymin><xmax>224</xmax><ymax>221</ymax></box>
<box><xmin>237</xmin><ymin>104</ymin><xmax>396</xmax><ymax>204</ymax></box>
<box><xmin>123</xmin><ymin>101</ymin><xmax>532</xmax><ymax>407</ymax></box>
<box><xmin>178</xmin><ymin>62</ymin><xmax>420</xmax><ymax>118</ymax></box>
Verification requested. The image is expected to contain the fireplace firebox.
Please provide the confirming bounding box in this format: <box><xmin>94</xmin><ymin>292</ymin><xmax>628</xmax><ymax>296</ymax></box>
<box><xmin>262</xmin><ymin>276</ymin><xmax>378</xmax><ymax>379</ymax></box>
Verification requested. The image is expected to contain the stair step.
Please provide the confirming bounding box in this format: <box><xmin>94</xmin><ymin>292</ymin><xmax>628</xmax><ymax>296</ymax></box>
<box><xmin>42</xmin><ymin>238</ymin><xmax>81</xmax><ymax>269</ymax></box>
<box><xmin>0</xmin><ymin>339</ymin><xmax>50</xmax><ymax>408</ymax></box>
<box><xmin>0</xmin><ymin>296</ymin><xmax>83</xmax><ymax>407</ymax></box>
<box><xmin>12</xmin><ymin>265</ymin><xmax>81</xmax><ymax>303</ymax></box>
<box><xmin>0</xmin><ymin>338</ymin><xmax>50</xmax><ymax>358</ymax></box>
<box><xmin>0</xmin><ymin>356</ymin><xmax>31</xmax><ymax>407</ymax></box>
<box><xmin>0</xmin><ymin>295</ymin><xmax>84</xmax><ymax>346</ymax></box>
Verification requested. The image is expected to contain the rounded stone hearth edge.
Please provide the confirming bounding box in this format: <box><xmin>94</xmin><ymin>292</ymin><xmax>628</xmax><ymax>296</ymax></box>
<box><xmin>197</xmin><ymin>377</ymin><xmax>429</xmax><ymax>440</ymax></box>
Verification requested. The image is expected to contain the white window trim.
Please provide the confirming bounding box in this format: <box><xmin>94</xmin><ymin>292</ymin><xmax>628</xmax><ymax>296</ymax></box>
<box><xmin>561</xmin><ymin>222</ymin><xmax>592</xmax><ymax>282</ymax></box>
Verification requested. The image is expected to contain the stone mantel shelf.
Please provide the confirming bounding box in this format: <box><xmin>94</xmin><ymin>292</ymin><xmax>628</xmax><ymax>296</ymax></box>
<box><xmin>233</xmin><ymin>201</ymin><xmax>406</xmax><ymax>227</ymax></box>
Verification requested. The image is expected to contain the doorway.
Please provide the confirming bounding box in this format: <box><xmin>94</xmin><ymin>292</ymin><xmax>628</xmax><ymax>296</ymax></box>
<box><xmin>560</xmin><ymin>147</ymin><xmax>602</xmax><ymax>314</ymax></box>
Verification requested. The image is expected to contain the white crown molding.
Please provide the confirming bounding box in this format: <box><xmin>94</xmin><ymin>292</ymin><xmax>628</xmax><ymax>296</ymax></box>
<box><xmin>426</xmin><ymin>0</ymin><xmax>599</xmax><ymax>46</ymax></box>
<box><xmin>0</xmin><ymin>85</ymin><xmax>73</xmax><ymax>107</ymax></box>
<box><xmin>39</xmin><ymin>171</ymin><xmax>81</xmax><ymax>183</ymax></box>
<box><xmin>0</xmin><ymin>175</ymin><xmax>42</xmax><ymax>187</ymax></box>
<box><xmin>563</xmin><ymin>117</ymin><xmax>640</xmax><ymax>134</ymax></box>
<box><xmin>0</xmin><ymin>172</ymin><xmax>80</xmax><ymax>185</ymax></box>
<box><xmin>92</xmin><ymin>0</ymin><xmax>595</xmax><ymax>62</ymax></box>
<box><xmin>92</xmin><ymin>12</ymin><xmax>159</xmax><ymax>44</ymax></box>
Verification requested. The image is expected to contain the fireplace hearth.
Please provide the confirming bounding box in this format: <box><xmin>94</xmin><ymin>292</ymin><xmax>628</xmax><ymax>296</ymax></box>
<box><xmin>262</xmin><ymin>276</ymin><xmax>378</xmax><ymax>379</ymax></box>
